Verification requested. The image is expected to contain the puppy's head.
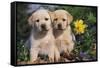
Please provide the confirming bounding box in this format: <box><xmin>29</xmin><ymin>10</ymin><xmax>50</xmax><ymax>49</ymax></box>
<box><xmin>28</xmin><ymin>9</ymin><xmax>53</xmax><ymax>33</ymax></box>
<box><xmin>53</xmin><ymin>10</ymin><xmax>73</xmax><ymax>31</ymax></box>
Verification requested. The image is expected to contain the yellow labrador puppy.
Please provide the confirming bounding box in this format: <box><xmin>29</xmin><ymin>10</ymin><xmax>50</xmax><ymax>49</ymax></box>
<box><xmin>52</xmin><ymin>10</ymin><xmax>75</xmax><ymax>60</ymax></box>
<box><xmin>27</xmin><ymin>9</ymin><xmax>60</xmax><ymax>63</ymax></box>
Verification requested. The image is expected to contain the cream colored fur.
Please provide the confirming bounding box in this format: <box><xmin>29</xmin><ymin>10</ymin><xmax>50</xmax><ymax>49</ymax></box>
<box><xmin>28</xmin><ymin>9</ymin><xmax>60</xmax><ymax>62</ymax></box>
<box><xmin>52</xmin><ymin>10</ymin><xmax>75</xmax><ymax>57</ymax></box>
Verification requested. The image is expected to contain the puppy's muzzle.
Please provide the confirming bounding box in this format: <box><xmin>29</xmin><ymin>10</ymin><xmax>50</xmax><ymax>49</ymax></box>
<box><xmin>41</xmin><ymin>24</ymin><xmax>48</xmax><ymax>31</ymax></box>
<box><xmin>57</xmin><ymin>23</ymin><xmax>62</xmax><ymax>30</ymax></box>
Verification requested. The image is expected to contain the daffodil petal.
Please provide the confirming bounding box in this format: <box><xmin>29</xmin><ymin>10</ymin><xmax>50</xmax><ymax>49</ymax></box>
<box><xmin>79</xmin><ymin>19</ymin><xmax>84</xmax><ymax>24</ymax></box>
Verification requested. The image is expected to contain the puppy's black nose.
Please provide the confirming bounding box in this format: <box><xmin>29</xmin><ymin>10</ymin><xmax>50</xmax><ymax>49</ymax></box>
<box><xmin>58</xmin><ymin>23</ymin><xmax>62</xmax><ymax>29</ymax></box>
<box><xmin>41</xmin><ymin>24</ymin><xmax>46</xmax><ymax>30</ymax></box>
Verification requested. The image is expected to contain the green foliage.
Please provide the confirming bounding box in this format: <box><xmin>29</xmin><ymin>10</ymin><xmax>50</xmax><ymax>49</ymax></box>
<box><xmin>87</xmin><ymin>12</ymin><xmax>96</xmax><ymax>23</ymax></box>
<box><xmin>16</xmin><ymin>4</ymin><xmax>31</xmax><ymax>42</ymax></box>
<box><xmin>17</xmin><ymin>40</ymin><xmax>29</xmax><ymax>62</ymax></box>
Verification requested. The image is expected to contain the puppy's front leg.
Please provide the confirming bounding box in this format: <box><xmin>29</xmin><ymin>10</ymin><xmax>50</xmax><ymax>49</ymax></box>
<box><xmin>63</xmin><ymin>41</ymin><xmax>74</xmax><ymax>60</ymax></box>
<box><xmin>30</xmin><ymin>47</ymin><xmax>39</xmax><ymax>62</ymax></box>
<box><xmin>48</xmin><ymin>45</ymin><xmax>55</xmax><ymax>62</ymax></box>
<box><xmin>54</xmin><ymin>47</ymin><xmax>60</xmax><ymax>62</ymax></box>
<box><xmin>48</xmin><ymin>51</ymin><xmax>54</xmax><ymax>62</ymax></box>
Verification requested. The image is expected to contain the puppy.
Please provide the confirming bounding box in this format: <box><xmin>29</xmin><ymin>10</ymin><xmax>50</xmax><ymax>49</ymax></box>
<box><xmin>27</xmin><ymin>9</ymin><xmax>60</xmax><ymax>63</ymax></box>
<box><xmin>52</xmin><ymin>10</ymin><xmax>75</xmax><ymax>60</ymax></box>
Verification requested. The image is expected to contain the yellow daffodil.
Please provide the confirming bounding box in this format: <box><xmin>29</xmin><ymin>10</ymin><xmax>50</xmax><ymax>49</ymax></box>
<box><xmin>74</xmin><ymin>19</ymin><xmax>87</xmax><ymax>34</ymax></box>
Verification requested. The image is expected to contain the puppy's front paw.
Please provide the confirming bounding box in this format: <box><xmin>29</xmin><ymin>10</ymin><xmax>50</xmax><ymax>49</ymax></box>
<box><xmin>48</xmin><ymin>53</ymin><xmax>54</xmax><ymax>62</ymax></box>
<box><xmin>62</xmin><ymin>52</ymin><xmax>74</xmax><ymax>60</ymax></box>
<box><xmin>54</xmin><ymin>49</ymin><xmax>60</xmax><ymax>62</ymax></box>
<box><xmin>30</xmin><ymin>57</ymin><xmax>37</xmax><ymax>63</ymax></box>
<box><xmin>49</xmin><ymin>57</ymin><xmax>54</xmax><ymax>63</ymax></box>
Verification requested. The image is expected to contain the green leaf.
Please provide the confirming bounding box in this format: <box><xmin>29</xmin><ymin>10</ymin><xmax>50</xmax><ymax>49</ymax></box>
<box><xmin>87</xmin><ymin>12</ymin><xmax>96</xmax><ymax>23</ymax></box>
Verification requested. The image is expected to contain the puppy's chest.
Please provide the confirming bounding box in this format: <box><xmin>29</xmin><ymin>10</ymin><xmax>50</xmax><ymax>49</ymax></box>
<box><xmin>55</xmin><ymin>34</ymin><xmax>72</xmax><ymax>46</ymax></box>
<box><xmin>38</xmin><ymin>40</ymin><xmax>52</xmax><ymax>54</ymax></box>
<box><xmin>39</xmin><ymin>40</ymin><xmax>50</xmax><ymax>49</ymax></box>
<box><xmin>38</xmin><ymin>35</ymin><xmax>52</xmax><ymax>48</ymax></box>
<box><xmin>56</xmin><ymin>38</ymin><xmax>69</xmax><ymax>47</ymax></box>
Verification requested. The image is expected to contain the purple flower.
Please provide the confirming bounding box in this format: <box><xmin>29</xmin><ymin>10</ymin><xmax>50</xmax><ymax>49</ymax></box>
<box><xmin>79</xmin><ymin>51</ymin><xmax>87</xmax><ymax>58</ymax></box>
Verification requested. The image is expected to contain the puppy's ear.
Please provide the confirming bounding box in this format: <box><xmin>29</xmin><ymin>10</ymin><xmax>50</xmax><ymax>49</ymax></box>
<box><xmin>66</xmin><ymin>11</ymin><xmax>73</xmax><ymax>25</ymax></box>
<box><xmin>48</xmin><ymin>11</ymin><xmax>54</xmax><ymax>22</ymax></box>
<box><xmin>28</xmin><ymin>15</ymin><xmax>33</xmax><ymax>26</ymax></box>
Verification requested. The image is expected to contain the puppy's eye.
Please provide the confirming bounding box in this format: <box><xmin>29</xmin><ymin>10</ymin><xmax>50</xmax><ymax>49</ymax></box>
<box><xmin>36</xmin><ymin>19</ymin><xmax>39</xmax><ymax>22</ymax></box>
<box><xmin>62</xmin><ymin>18</ymin><xmax>66</xmax><ymax>21</ymax></box>
<box><xmin>45</xmin><ymin>18</ymin><xmax>49</xmax><ymax>21</ymax></box>
<box><xmin>54</xmin><ymin>18</ymin><xmax>58</xmax><ymax>21</ymax></box>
